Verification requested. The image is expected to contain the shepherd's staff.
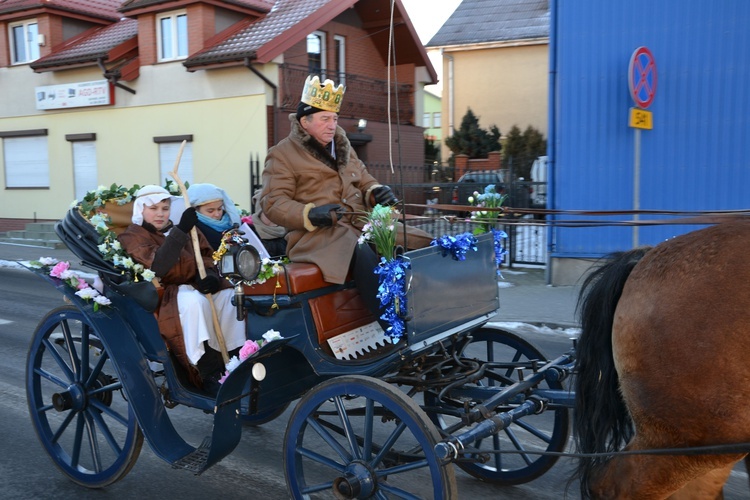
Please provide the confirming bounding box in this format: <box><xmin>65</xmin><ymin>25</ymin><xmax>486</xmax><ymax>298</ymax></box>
<box><xmin>169</xmin><ymin>140</ymin><xmax>230</xmax><ymax>364</ymax></box>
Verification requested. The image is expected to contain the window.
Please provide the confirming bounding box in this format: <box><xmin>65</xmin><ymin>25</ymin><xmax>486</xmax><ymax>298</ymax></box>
<box><xmin>334</xmin><ymin>35</ymin><xmax>345</xmax><ymax>85</ymax></box>
<box><xmin>157</xmin><ymin>139</ymin><xmax>193</xmax><ymax>185</ymax></box>
<box><xmin>157</xmin><ymin>10</ymin><xmax>188</xmax><ymax>61</ymax></box>
<box><xmin>433</xmin><ymin>112</ymin><xmax>442</xmax><ymax>128</ymax></box>
<box><xmin>2</xmin><ymin>131</ymin><xmax>49</xmax><ymax>188</ymax></box>
<box><xmin>9</xmin><ymin>19</ymin><xmax>40</xmax><ymax>64</ymax></box>
<box><xmin>423</xmin><ymin>112</ymin><xmax>432</xmax><ymax>128</ymax></box>
<box><xmin>307</xmin><ymin>31</ymin><xmax>326</xmax><ymax>77</ymax></box>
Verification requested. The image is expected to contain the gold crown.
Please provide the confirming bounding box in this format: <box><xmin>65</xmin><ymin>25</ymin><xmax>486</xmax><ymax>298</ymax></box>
<box><xmin>300</xmin><ymin>75</ymin><xmax>345</xmax><ymax>113</ymax></box>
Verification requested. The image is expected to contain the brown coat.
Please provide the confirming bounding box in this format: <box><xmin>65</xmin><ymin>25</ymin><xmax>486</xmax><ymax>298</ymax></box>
<box><xmin>260</xmin><ymin>115</ymin><xmax>432</xmax><ymax>283</ymax></box>
<box><xmin>118</xmin><ymin>223</ymin><xmax>230</xmax><ymax>377</ymax></box>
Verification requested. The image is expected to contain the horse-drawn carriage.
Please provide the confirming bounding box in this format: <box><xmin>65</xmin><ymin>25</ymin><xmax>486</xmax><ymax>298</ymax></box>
<box><xmin>23</xmin><ymin>201</ymin><xmax>580</xmax><ymax>498</ymax></box>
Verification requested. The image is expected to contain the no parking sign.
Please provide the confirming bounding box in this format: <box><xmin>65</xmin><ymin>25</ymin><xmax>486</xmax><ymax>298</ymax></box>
<box><xmin>628</xmin><ymin>46</ymin><xmax>656</xmax><ymax>129</ymax></box>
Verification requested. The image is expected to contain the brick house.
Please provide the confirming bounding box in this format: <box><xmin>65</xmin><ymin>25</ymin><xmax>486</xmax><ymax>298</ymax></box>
<box><xmin>0</xmin><ymin>0</ymin><xmax>436</xmax><ymax>229</ymax></box>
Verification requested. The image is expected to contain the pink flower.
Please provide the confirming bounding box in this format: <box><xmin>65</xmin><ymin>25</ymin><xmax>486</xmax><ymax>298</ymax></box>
<box><xmin>76</xmin><ymin>279</ymin><xmax>90</xmax><ymax>290</ymax></box>
<box><xmin>49</xmin><ymin>261</ymin><xmax>70</xmax><ymax>278</ymax></box>
<box><xmin>239</xmin><ymin>339</ymin><xmax>260</xmax><ymax>360</ymax></box>
<box><xmin>218</xmin><ymin>371</ymin><xmax>229</xmax><ymax>384</ymax></box>
<box><xmin>241</xmin><ymin>215</ymin><xmax>253</xmax><ymax>225</ymax></box>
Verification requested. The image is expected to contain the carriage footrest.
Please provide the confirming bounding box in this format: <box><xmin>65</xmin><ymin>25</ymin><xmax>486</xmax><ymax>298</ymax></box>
<box><xmin>172</xmin><ymin>437</ymin><xmax>212</xmax><ymax>474</ymax></box>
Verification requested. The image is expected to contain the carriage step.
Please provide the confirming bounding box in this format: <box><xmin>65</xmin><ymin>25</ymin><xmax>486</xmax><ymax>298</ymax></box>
<box><xmin>172</xmin><ymin>437</ymin><xmax>211</xmax><ymax>474</ymax></box>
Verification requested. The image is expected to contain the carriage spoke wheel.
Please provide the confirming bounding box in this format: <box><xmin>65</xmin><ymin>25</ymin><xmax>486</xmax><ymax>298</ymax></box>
<box><xmin>424</xmin><ymin>326</ymin><xmax>570</xmax><ymax>485</ymax></box>
<box><xmin>26</xmin><ymin>306</ymin><xmax>143</xmax><ymax>488</ymax></box>
<box><xmin>284</xmin><ymin>375</ymin><xmax>457</xmax><ymax>499</ymax></box>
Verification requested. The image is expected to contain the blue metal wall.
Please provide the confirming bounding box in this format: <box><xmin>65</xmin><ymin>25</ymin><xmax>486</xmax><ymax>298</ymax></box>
<box><xmin>549</xmin><ymin>0</ymin><xmax>750</xmax><ymax>257</ymax></box>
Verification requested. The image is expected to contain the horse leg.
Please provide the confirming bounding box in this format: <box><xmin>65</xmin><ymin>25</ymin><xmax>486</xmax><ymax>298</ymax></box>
<box><xmin>668</xmin><ymin>463</ymin><xmax>735</xmax><ymax>500</ymax></box>
<box><xmin>590</xmin><ymin>449</ymin><xmax>742</xmax><ymax>499</ymax></box>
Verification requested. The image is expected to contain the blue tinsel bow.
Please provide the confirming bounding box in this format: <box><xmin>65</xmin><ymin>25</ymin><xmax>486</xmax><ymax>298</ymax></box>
<box><xmin>374</xmin><ymin>256</ymin><xmax>410</xmax><ymax>340</ymax></box>
<box><xmin>491</xmin><ymin>228</ymin><xmax>508</xmax><ymax>276</ymax></box>
<box><xmin>429</xmin><ymin>232</ymin><xmax>478</xmax><ymax>261</ymax></box>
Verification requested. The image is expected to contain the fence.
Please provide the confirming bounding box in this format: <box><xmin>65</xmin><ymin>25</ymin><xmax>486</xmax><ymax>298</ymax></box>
<box><xmin>248</xmin><ymin>157</ymin><xmax>548</xmax><ymax>267</ymax></box>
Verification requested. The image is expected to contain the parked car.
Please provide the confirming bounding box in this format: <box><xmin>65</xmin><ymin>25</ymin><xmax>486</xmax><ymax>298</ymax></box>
<box><xmin>530</xmin><ymin>156</ymin><xmax>548</xmax><ymax>209</ymax></box>
<box><xmin>451</xmin><ymin>170</ymin><xmax>530</xmax><ymax>209</ymax></box>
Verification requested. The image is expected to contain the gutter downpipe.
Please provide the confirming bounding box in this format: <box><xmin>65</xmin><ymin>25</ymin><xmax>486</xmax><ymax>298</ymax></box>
<box><xmin>244</xmin><ymin>58</ymin><xmax>278</xmax><ymax>146</ymax></box>
<box><xmin>545</xmin><ymin>0</ymin><xmax>558</xmax><ymax>285</ymax></box>
<box><xmin>446</xmin><ymin>51</ymin><xmax>455</xmax><ymax>138</ymax></box>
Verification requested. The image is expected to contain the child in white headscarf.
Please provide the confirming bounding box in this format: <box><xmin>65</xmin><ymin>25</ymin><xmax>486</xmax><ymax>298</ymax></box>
<box><xmin>187</xmin><ymin>183</ymin><xmax>241</xmax><ymax>250</ymax></box>
<box><xmin>118</xmin><ymin>185</ymin><xmax>246</xmax><ymax>394</ymax></box>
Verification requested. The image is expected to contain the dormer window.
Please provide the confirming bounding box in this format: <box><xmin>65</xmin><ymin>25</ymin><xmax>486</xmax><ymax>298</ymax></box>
<box><xmin>9</xmin><ymin>19</ymin><xmax>40</xmax><ymax>64</ymax></box>
<box><xmin>157</xmin><ymin>10</ymin><xmax>188</xmax><ymax>62</ymax></box>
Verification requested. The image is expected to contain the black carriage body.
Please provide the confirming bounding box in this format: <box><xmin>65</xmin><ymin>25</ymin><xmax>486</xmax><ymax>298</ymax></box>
<box><xmin>235</xmin><ymin>232</ymin><xmax>500</xmax><ymax>413</ymax></box>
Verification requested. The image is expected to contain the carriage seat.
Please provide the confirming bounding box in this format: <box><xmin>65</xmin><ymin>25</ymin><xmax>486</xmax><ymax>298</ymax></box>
<box><xmin>243</xmin><ymin>262</ymin><xmax>339</xmax><ymax>296</ymax></box>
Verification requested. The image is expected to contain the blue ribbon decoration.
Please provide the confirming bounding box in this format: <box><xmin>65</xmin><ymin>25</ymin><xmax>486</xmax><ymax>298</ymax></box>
<box><xmin>491</xmin><ymin>228</ymin><xmax>509</xmax><ymax>276</ymax></box>
<box><xmin>430</xmin><ymin>232</ymin><xmax>478</xmax><ymax>261</ymax></box>
<box><xmin>374</xmin><ymin>256</ymin><xmax>410</xmax><ymax>340</ymax></box>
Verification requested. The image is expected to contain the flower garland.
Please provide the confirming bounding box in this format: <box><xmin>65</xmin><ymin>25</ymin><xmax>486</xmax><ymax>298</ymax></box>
<box><xmin>29</xmin><ymin>258</ymin><xmax>112</xmax><ymax>311</ymax></box>
<box><xmin>374</xmin><ymin>256</ymin><xmax>411</xmax><ymax>340</ymax></box>
<box><xmin>219</xmin><ymin>329</ymin><xmax>284</xmax><ymax>383</ymax></box>
<box><xmin>88</xmin><ymin>212</ymin><xmax>156</xmax><ymax>283</ymax></box>
<box><xmin>430</xmin><ymin>232</ymin><xmax>479</xmax><ymax>261</ymax></box>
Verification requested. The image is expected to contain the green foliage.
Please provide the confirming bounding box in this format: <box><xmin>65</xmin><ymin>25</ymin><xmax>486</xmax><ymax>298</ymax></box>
<box><xmin>424</xmin><ymin>136</ymin><xmax>441</xmax><ymax>163</ymax></box>
<box><xmin>503</xmin><ymin>125</ymin><xmax>547</xmax><ymax>180</ymax></box>
<box><xmin>445</xmin><ymin>108</ymin><xmax>502</xmax><ymax>160</ymax></box>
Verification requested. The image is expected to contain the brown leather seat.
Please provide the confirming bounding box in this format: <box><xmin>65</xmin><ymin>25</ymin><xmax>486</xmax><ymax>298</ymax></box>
<box><xmin>243</xmin><ymin>262</ymin><xmax>332</xmax><ymax>296</ymax></box>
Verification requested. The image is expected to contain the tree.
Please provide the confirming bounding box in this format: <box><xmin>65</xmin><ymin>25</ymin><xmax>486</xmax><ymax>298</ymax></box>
<box><xmin>445</xmin><ymin>108</ymin><xmax>502</xmax><ymax>160</ymax></box>
<box><xmin>503</xmin><ymin>125</ymin><xmax>546</xmax><ymax>180</ymax></box>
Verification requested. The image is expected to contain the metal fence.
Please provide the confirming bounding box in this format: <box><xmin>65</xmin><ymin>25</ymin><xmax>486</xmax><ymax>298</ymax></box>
<box><xmin>249</xmin><ymin>158</ymin><xmax>548</xmax><ymax>267</ymax></box>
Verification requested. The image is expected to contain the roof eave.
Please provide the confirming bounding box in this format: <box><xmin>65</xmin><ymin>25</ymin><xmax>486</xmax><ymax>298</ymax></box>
<box><xmin>430</xmin><ymin>37</ymin><xmax>549</xmax><ymax>52</ymax></box>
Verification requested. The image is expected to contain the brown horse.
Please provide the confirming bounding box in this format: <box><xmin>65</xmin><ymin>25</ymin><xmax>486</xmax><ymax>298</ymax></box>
<box><xmin>574</xmin><ymin>219</ymin><xmax>750</xmax><ymax>499</ymax></box>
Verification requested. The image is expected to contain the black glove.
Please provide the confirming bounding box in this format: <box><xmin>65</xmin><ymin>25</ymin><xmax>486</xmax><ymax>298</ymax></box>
<box><xmin>308</xmin><ymin>204</ymin><xmax>343</xmax><ymax>227</ymax></box>
<box><xmin>195</xmin><ymin>273</ymin><xmax>221</xmax><ymax>294</ymax></box>
<box><xmin>177</xmin><ymin>207</ymin><xmax>198</xmax><ymax>233</ymax></box>
<box><xmin>373</xmin><ymin>186</ymin><xmax>398</xmax><ymax>206</ymax></box>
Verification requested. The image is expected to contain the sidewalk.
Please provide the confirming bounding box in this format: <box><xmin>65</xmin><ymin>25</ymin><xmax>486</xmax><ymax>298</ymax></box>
<box><xmin>0</xmin><ymin>242</ymin><xmax>582</xmax><ymax>330</ymax></box>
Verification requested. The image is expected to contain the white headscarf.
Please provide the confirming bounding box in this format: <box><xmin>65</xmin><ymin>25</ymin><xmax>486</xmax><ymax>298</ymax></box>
<box><xmin>131</xmin><ymin>184</ymin><xmax>184</xmax><ymax>226</ymax></box>
<box><xmin>187</xmin><ymin>183</ymin><xmax>241</xmax><ymax>225</ymax></box>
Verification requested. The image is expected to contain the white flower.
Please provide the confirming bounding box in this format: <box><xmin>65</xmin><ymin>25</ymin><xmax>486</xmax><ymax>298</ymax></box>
<box><xmin>111</xmin><ymin>240</ymin><xmax>121</xmax><ymax>251</ymax></box>
<box><xmin>225</xmin><ymin>355</ymin><xmax>241</xmax><ymax>373</ymax></box>
<box><xmin>60</xmin><ymin>269</ymin><xmax>77</xmax><ymax>280</ymax></box>
<box><xmin>121</xmin><ymin>257</ymin><xmax>134</xmax><ymax>268</ymax></box>
<box><xmin>75</xmin><ymin>288</ymin><xmax>99</xmax><ymax>300</ymax></box>
<box><xmin>93</xmin><ymin>295</ymin><xmax>111</xmax><ymax>306</ymax></box>
<box><xmin>262</xmin><ymin>329</ymin><xmax>283</xmax><ymax>343</ymax></box>
<box><xmin>141</xmin><ymin>269</ymin><xmax>156</xmax><ymax>282</ymax></box>
<box><xmin>39</xmin><ymin>257</ymin><xmax>58</xmax><ymax>266</ymax></box>
<box><xmin>98</xmin><ymin>243</ymin><xmax>108</xmax><ymax>253</ymax></box>
<box><xmin>467</xmin><ymin>196</ymin><xmax>474</xmax><ymax>204</ymax></box>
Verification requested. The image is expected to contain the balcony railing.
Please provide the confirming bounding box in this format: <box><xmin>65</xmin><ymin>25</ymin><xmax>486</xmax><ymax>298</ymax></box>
<box><xmin>280</xmin><ymin>64</ymin><xmax>414</xmax><ymax>124</ymax></box>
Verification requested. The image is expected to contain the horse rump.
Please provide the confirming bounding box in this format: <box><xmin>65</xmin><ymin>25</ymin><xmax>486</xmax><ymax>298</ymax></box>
<box><xmin>572</xmin><ymin>247</ymin><xmax>651</xmax><ymax>498</ymax></box>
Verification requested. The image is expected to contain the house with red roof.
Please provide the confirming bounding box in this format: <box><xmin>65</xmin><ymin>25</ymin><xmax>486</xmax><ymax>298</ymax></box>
<box><xmin>0</xmin><ymin>0</ymin><xmax>435</xmax><ymax>227</ymax></box>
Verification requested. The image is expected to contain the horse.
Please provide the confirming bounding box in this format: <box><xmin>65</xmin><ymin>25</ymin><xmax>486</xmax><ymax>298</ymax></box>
<box><xmin>573</xmin><ymin>218</ymin><xmax>750</xmax><ymax>499</ymax></box>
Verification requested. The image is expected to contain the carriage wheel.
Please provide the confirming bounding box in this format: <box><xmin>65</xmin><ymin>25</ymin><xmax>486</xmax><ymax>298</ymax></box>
<box><xmin>284</xmin><ymin>375</ymin><xmax>457</xmax><ymax>499</ymax></box>
<box><xmin>26</xmin><ymin>306</ymin><xmax>143</xmax><ymax>488</ymax></box>
<box><xmin>424</xmin><ymin>326</ymin><xmax>570</xmax><ymax>485</ymax></box>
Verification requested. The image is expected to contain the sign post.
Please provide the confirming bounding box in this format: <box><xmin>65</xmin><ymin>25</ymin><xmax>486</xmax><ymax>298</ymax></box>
<box><xmin>628</xmin><ymin>46</ymin><xmax>657</xmax><ymax>247</ymax></box>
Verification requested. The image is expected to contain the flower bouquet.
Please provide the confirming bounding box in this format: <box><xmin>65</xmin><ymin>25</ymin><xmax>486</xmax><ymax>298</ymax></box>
<box><xmin>358</xmin><ymin>204</ymin><xmax>410</xmax><ymax>340</ymax></box>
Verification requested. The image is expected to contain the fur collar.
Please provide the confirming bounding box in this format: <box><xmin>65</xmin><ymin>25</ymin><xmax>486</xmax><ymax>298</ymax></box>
<box><xmin>289</xmin><ymin>113</ymin><xmax>350</xmax><ymax>170</ymax></box>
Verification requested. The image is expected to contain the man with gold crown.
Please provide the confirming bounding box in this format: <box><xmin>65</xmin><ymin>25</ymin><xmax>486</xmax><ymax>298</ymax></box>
<box><xmin>260</xmin><ymin>75</ymin><xmax>433</xmax><ymax>312</ymax></box>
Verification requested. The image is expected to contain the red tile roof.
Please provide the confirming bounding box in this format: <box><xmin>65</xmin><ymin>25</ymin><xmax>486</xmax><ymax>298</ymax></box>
<box><xmin>184</xmin><ymin>0</ymin><xmax>354</xmax><ymax>68</ymax></box>
<box><xmin>119</xmin><ymin>0</ymin><xmax>273</xmax><ymax>13</ymax></box>
<box><xmin>0</xmin><ymin>0</ymin><xmax>122</xmax><ymax>21</ymax></box>
<box><xmin>30</xmin><ymin>18</ymin><xmax>138</xmax><ymax>70</ymax></box>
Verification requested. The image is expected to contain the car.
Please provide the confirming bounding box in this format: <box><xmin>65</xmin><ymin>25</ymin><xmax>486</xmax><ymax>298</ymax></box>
<box><xmin>451</xmin><ymin>170</ymin><xmax>530</xmax><ymax>209</ymax></box>
<box><xmin>530</xmin><ymin>156</ymin><xmax>548</xmax><ymax>209</ymax></box>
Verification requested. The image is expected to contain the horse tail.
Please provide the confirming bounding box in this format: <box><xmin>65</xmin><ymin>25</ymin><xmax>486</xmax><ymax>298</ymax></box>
<box><xmin>572</xmin><ymin>247</ymin><xmax>652</xmax><ymax>498</ymax></box>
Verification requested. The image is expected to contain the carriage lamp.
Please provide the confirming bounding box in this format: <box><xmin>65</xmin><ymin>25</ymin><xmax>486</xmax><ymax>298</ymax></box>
<box><xmin>219</xmin><ymin>243</ymin><xmax>262</xmax><ymax>283</ymax></box>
